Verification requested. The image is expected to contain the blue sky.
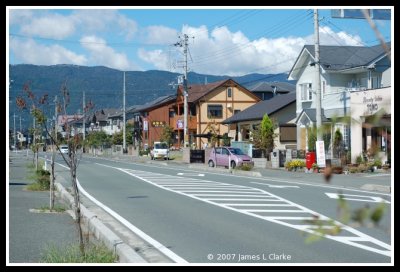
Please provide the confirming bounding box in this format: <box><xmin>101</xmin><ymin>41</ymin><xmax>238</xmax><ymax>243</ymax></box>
<box><xmin>8</xmin><ymin>7</ymin><xmax>392</xmax><ymax>76</ymax></box>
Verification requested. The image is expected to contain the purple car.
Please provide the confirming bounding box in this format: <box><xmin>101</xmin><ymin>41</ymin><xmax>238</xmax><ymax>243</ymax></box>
<box><xmin>207</xmin><ymin>147</ymin><xmax>254</xmax><ymax>169</ymax></box>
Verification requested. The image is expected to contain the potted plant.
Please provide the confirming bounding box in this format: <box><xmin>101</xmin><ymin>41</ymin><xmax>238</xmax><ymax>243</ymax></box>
<box><xmin>311</xmin><ymin>162</ymin><xmax>319</xmax><ymax>173</ymax></box>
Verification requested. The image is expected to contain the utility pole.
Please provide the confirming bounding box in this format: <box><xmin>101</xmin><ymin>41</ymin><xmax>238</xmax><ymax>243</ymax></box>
<box><xmin>314</xmin><ymin>9</ymin><xmax>322</xmax><ymax>141</ymax></box>
<box><xmin>82</xmin><ymin>91</ymin><xmax>85</xmax><ymax>141</ymax></box>
<box><xmin>13</xmin><ymin>112</ymin><xmax>16</xmax><ymax>151</ymax></box>
<box><xmin>174</xmin><ymin>34</ymin><xmax>192</xmax><ymax>147</ymax></box>
<box><xmin>123</xmin><ymin>71</ymin><xmax>126</xmax><ymax>153</ymax></box>
<box><xmin>19</xmin><ymin>116</ymin><xmax>22</xmax><ymax>148</ymax></box>
<box><xmin>54</xmin><ymin>96</ymin><xmax>58</xmax><ymax>142</ymax></box>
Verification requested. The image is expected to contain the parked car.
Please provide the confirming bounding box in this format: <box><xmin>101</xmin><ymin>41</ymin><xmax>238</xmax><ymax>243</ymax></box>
<box><xmin>150</xmin><ymin>142</ymin><xmax>170</xmax><ymax>160</ymax></box>
<box><xmin>207</xmin><ymin>147</ymin><xmax>254</xmax><ymax>169</ymax></box>
<box><xmin>59</xmin><ymin>145</ymin><xmax>69</xmax><ymax>154</ymax></box>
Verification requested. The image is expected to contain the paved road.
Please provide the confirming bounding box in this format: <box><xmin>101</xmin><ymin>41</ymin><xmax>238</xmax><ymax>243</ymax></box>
<box><xmin>53</xmin><ymin>154</ymin><xmax>391</xmax><ymax>263</ymax></box>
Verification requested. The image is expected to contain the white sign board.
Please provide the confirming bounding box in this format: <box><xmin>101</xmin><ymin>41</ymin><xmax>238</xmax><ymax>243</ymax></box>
<box><xmin>143</xmin><ymin>120</ymin><xmax>148</xmax><ymax>131</ymax></box>
<box><xmin>316</xmin><ymin>140</ymin><xmax>326</xmax><ymax>167</ymax></box>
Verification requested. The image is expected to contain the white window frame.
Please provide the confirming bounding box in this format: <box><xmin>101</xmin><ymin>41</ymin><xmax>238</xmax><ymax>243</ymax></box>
<box><xmin>335</xmin><ymin>123</ymin><xmax>349</xmax><ymax>150</ymax></box>
<box><xmin>300</xmin><ymin>83</ymin><xmax>313</xmax><ymax>101</ymax></box>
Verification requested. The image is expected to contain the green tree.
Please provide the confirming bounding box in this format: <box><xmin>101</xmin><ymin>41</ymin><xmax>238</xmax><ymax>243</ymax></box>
<box><xmin>307</xmin><ymin>125</ymin><xmax>317</xmax><ymax>152</ymax></box>
<box><xmin>333</xmin><ymin>128</ymin><xmax>343</xmax><ymax>159</ymax></box>
<box><xmin>160</xmin><ymin>126</ymin><xmax>174</xmax><ymax>147</ymax></box>
<box><xmin>86</xmin><ymin>131</ymin><xmax>111</xmax><ymax>148</ymax></box>
<box><xmin>252</xmin><ymin>114</ymin><xmax>277</xmax><ymax>159</ymax></box>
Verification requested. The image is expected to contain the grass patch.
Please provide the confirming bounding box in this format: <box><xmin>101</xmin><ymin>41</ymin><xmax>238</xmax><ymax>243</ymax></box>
<box><xmin>25</xmin><ymin>168</ymin><xmax>50</xmax><ymax>191</ymax></box>
<box><xmin>41</xmin><ymin>242</ymin><xmax>117</xmax><ymax>263</ymax></box>
<box><xmin>36</xmin><ymin>204</ymin><xmax>66</xmax><ymax>213</ymax></box>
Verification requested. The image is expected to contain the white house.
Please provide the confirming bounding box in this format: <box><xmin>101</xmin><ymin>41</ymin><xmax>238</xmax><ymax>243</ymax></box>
<box><xmin>288</xmin><ymin>42</ymin><xmax>391</xmax><ymax>164</ymax></box>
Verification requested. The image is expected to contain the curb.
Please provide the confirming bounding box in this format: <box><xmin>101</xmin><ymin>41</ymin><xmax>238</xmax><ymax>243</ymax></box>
<box><xmin>55</xmin><ymin>182</ymin><xmax>147</xmax><ymax>263</ymax></box>
<box><xmin>360</xmin><ymin>184</ymin><xmax>391</xmax><ymax>193</ymax></box>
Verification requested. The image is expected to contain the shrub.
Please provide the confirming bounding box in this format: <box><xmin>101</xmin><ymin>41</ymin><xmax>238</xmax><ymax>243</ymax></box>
<box><xmin>285</xmin><ymin>159</ymin><xmax>306</xmax><ymax>170</ymax></box>
<box><xmin>27</xmin><ymin>169</ymin><xmax>50</xmax><ymax>191</ymax></box>
<box><xmin>373</xmin><ymin>159</ymin><xmax>382</xmax><ymax>168</ymax></box>
<box><xmin>238</xmin><ymin>164</ymin><xmax>254</xmax><ymax>171</ymax></box>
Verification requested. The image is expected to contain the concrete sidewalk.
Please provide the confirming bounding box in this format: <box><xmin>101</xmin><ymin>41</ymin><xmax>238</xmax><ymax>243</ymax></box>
<box><xmin>8</xmin><ymin>152</ymin><xmax>78</xmax><ymax>263</ymax></box>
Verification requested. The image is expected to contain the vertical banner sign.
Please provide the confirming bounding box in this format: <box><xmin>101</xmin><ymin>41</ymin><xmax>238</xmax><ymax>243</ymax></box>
<box><xmin>143</xmin><ymin>120</ymin><xmax>148</xmax><ymax>131</ymax></box>
<box><xmin>316</xmin><ymin>140</ymin><xmax>326</xmax><ymax>167</ymax></box>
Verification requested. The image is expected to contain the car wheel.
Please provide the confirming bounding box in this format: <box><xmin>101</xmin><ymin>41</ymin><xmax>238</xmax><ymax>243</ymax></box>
<box><xmin>208</xmin><ymin>160</ymin><xmax>215</xmax><ymax>167</ymax></box>
<box><xmin>230</xmin><ymin>161</ymin><xmax>236</xmax><ymax>169</ymax></box>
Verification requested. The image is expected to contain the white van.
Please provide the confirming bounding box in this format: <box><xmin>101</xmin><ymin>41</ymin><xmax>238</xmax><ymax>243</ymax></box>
<box><xmin>150</xmin><ymin>142</ymin><xmax>169</xmax><ymax>160</ymax></box>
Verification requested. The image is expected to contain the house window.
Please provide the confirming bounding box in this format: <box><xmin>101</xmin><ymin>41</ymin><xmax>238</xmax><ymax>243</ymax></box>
<box><xmin>335</xmin><ymin>123</ymin><xmax>349</xmax><ymax>150</ymax></box>
<box><xmin>227</xmin><ymin>87</ymin><xmax>232</xmax><ymax>98</ymax></box>
<box><xmin>207</xmin><ymin>104</ymin><xmax>223</xmax><ymax>118</ymax></box>
<box><xmin>280</xmin><ymin>125</ymin><xmax>297</xmax><ymax>142</ymax></box>
<box><xmin>300</xmin><ymin>83</ymin><xmax>312</xmax><ymax>101</ymax></box>
<box><xmin>234</xmin><ymin>109</ymin><xmax>241</xmax><ymax>115</ymax></box>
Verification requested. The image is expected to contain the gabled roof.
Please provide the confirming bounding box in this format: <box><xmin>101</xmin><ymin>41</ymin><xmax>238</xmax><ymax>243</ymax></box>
<box><xmin>246</xmin><ymin>81</ymin><xmax>295</xmax><ymax>93</ymax></box>
<box><xmin>289</xmin><ymin>42</ymin><xmax>391</xmax><ymax>79</ymax></box>
<box><xmin>178</xmin><ymin>79</ymin><xmax>259</xmax><ymax>103</ymax></box>
<box><xmin>222</xmin><ymin>92</ymin><xmax>296</xmax><ymax>124</ymax></box>
<box><xmin>132</xmin><ymin>94</ymin><xmax>177</xmax><ymax>113</ymax></box>
<box><xmin>295</xmin><ymin>108</ymin><xmax>329</xmax><ymax>124</ymax></box>
<box><xmin>90</xmin><ymin>108</ymin><xmax>121</xmax><ymax>122</ymax></box>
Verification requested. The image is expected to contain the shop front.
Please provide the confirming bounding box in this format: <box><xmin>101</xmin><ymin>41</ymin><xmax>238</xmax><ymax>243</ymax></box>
<box><xmin>350</xmin><ymin>87</ymin><xmax>391</xmax><ymax>164</ymax></box>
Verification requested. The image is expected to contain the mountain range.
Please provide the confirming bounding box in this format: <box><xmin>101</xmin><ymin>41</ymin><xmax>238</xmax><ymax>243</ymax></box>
<box><xmin>9</xmin><ymin>64</ymin><xmax>294</xmax><ymax>130</ymax></box>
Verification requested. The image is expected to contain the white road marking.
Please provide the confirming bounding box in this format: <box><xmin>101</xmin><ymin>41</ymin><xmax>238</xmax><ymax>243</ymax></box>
<box><xmin>89</xmin><ymin>156</ymin><xmax>391</xmax><ymax>196</ymax></box>
<box><xmin>251</xmin><ymin>182</ymin><xmax>300</xmax><ymax>188</ymax></box>
<box><xmin>95</xmin><ymin>163</ymin><xmax>391</xmax><ymax>257</ymax></box>
<box><xmin>364</xmin><ymin>174</ymin><xmax>391</xmax><ymax>178</ymax></box>
<box><xmin>55</xmin><ymin>162</ymin><xmax>187</xmax><ymax>263</ymax></box>
<box><xmin>325</xmin><ymin>193</ymin><xmax>391</xmax><ymax>204</ymax></box>
<box><xmin>177</xmin><ymin>172</ymin><xmax>205</xmax><ymax>176</ymax></box>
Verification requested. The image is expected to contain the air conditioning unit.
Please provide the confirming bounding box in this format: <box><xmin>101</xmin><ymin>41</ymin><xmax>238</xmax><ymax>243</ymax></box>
<box><xmin>227</xmin><ymin>103</ymin><xmax>232</xmax><ymax>109</ymax></box>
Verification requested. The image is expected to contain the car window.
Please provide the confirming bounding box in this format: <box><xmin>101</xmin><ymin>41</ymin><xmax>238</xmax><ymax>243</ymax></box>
<box><xmin>229</xmin><ymin>148</ymin><xmax>245</xmax><ymax>155</ymax></box>
<box><xmin>155</xmin><ymin>143</ymin><xmax>168</xmax><ymax>149</ymax></box>
<box><xmin>222</xmin><ymin>148</ymin><xmax>229</xmax><ymax>155</ymax></box>
<box><xmin>214</xmin><ymin>148</ymin><xmax>221</xmax><ymax>154</ymax></box>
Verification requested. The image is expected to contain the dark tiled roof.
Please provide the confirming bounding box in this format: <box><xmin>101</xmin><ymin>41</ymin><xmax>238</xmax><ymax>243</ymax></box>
<box><xmin>295</xmin><ymin>108</ymin><xmax>329</xmax><ymax>124</ymax></box>
<box><xmin>246</xmin><ymin>81</ymin><xmax>295</xmax><ymax>93</ymax></box>
<box><xmin>304</xmin><ymin>42</ymin><xmax>391</xmax><ymax>71</ymax></box>
<box><xmin>223</xmin><ymin>92</ymin><xmax>296</xmax><ymax>124</ymax></box>
<box><xmin>132</xmin><ymin>94</ymin><xmax>177</xmax><ymax>113</ymax></box>
<box><xmin>178</xmin><ymin>80</ymin><xmax>227</xmax><ymax>103</ymax></box>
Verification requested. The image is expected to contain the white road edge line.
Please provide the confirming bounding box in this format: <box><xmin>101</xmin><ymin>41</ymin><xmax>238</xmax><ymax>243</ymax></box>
<box><xmin>55</xmin><ymin>162</ymin><xmax>188</xmax><ymax>263</ymax></box>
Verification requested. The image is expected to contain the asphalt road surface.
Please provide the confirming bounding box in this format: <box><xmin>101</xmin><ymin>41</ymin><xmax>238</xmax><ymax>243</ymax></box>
<box><xmin>54</xmin><ymin>155</ymin><xmax>391</xmax><ymax>264</ymax></box>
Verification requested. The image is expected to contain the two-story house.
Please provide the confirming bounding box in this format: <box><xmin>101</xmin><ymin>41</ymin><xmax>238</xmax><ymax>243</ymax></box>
<box><xmin>288</xmin><ymin>42</ymin><xmax>391</xmax><ymax>163</ymax></box>
<box><xmin>175</xmin><ymin>79</ymin><xmax>260</xmax><ymax>148</ymax></box>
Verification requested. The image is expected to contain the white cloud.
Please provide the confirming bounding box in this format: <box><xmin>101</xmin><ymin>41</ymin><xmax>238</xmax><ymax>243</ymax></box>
<box><xmin>9</xmin><ymin>9</ymin><xmax>34</xmax><ymax>25</ymax></box>
<box><xmin>138</xmin><ymin>48</ymin><xmax>170</xmax><ymax>70</ymax></box>
<box><xmin>13</xmin><ymin>9</ymin><xmax>138</xmax><ymax>41</ymax></box>
<box><xmin>317</xmin><ymin>26</ymin><xmax>363</xmax><ymax>46</ymax></box>
<box><xmin>80</xmin><ymin>35</ymin><xmax>140</xmax><ymax>71</ymax></box>
<box><xmin>20</xmin><ymin>13</ymin><xmax>75</xmax><ymax>39</ymax></box>
<box><xmin>10</xmin><ymin>38</ymin><xmax>87</xmax><ymax>65</ymax></box>
<box><xmin>71</xmin><ymin>10</ymin><xmax>138</xmax><ymax>40</ymax></box>
<box><xmin>144</xmin><ymin>25</ymin><xmax>178</xmax><ymax>44</ymax></box>
<box><xmin>137</xmin><ymin>24</ymin><xmax>363</xmax><ymax>76</ymax></box>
